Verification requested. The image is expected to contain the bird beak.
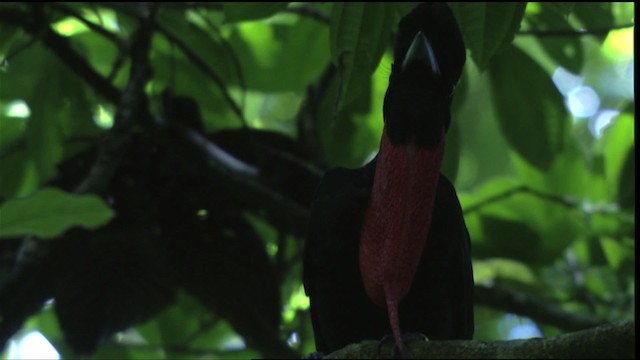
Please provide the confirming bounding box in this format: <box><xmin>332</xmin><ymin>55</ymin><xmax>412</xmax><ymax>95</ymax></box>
<box><xmin>401</xmin><ymin>31</ymin><xmax>440</xmax><ymax>76</ymax></box>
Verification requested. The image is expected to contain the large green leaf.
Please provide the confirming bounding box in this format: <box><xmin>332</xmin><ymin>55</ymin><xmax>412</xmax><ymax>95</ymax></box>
<box><xmin>318</xmin><ymin>49</ymin><xmax>393</xmax><ymax>168</ymax></box>
<box><xmin>228</xmin><ymin>13</ymin><xmax>330</xmax><ymax>92</ymax></box>
<box><xmin>0</xmin><ymin>150</ymin><xmax>38</xmax><ymax>198</ymax></box>
<box><xmin>0</xmin><ymin>187</ymin><xmax>114</xmax><ymax>239</ymax></box>
<box><xmin>488</xmin><ymin>45</ymin><xmax>568</xmax><ymax>171</ymax></box>
<box><xmin>543</xmin><ymin>3</ymin><xmax>576</xmax><ymax>17</ymax></box>
<box><xmin>330</xmin><ymin>2</ymin><xmax>394</xmax><ymax>110</ymax></box>
<box><xmin>479</xmin><ymin>216</ymin><xmax>543</xmax><ymax>264</ymax></box>
<box><xmin>449</xmin><ymin>3</ymin><xmax>527</xmax><ymax>70</ymax></box>
<box><xmin>223</xmin><ymin>2</ymin><xmax>289</xmax><ymax>23</ymax></box>
<box><xmin>529</xmin><ymin>3</ymin><xmax>585</xmax><ymax>73</ymax></box>
<box><xmin>0</xmin><ymin>111</ymin><xmax>26</xmax><ymax>150</ymax></box>
<box><xmin>3</xmin><ymin>43</ymin><xmax>97</xmax><ymax>184</ymax></box>
<box><xmin>572</xmin><ymin>2</ymin><xmax>614</xmax><ymax>43</ymax></box>
<box><xmin>598</xmin><ymin>113</ymin><xmax>635</xmax><ymax>209</ymax></box>
<box><xmin>2</xmin><ymin>45</ymin><xmax>60</xmax><ymax>183</ymax></box>
<box><xmin>153</xmin><ymin>10</ymin><xmax>242</xmax><ymax>127</ymax></box>
<box><xmin>155</xmin><ymin>9</ymin><xmax>240</xmax><ymax>86</ymax></box>
<box><xmin>616</xmin><ymin>146</ymin><xmax>635</xmax><ymax>211</ymax></box>
<box><xmin>473</xmin><ymin>257</ymin><xmax>538</xmax><ymax>285</ymax></box>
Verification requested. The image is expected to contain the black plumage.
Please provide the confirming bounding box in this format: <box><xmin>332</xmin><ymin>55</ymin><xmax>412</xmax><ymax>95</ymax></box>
<box><xmin>303</xmin><ymin>3</ymin><xmax>473</xmax><ymax>354</ymax></box>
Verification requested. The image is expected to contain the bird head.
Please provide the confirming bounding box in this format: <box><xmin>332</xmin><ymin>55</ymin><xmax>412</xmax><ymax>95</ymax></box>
<box><xmin>383</xmin><ymin>2</ymin><xmax>465</xmax><ymax>149</ymax></box>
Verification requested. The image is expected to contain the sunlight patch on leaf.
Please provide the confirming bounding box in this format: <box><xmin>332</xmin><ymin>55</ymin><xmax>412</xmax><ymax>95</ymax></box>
<box><xmin>7</xmin><ymin>331</ymin><xmax>60</xmax><ymax>360</ymax></box>
<box><xmin>93</xmin><ymin>104</ymin><xmax>114</xmax><ymax>129</ymax></box>
<box><xmin>3</xmin><ymin>99</ymin><xmax>30</xmax><ymax>118</ymax></box>
<box><xmin>473</xmin><ymin>258</ymin><xmax>538</xmax><ymax>286</ymax></box>
<box><xmin>603</xmin><ymin>27</ymin><xmax>634</xmax><ymax>60</ymax></box>
<box><xmin>283</xmin><ymin>285</ymin><xmax>310</xmax><ymax>323</ymax></box>
<box><xmin>52</xmin><ymin>17</ymin><xmax>89</xmax><ymax>37</ymax></box>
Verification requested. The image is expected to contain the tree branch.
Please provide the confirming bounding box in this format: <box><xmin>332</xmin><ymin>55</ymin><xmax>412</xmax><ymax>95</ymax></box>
<box><xmin>175</xmin><ymin>128</ymin><xmax>311</xmax><ymax>233</ymax></box>
<box><xmin>92</xmin><ymin>3</ymin><xmax>248</xmax><ymax>126</ymax></box>
<box><xmin>75</xmin><ymin>5</ymin><xmax>155</xmax><ymax>195</ymax></box>
<box><xmin>48</xmin><ymin>3</ymin><xmax>129</xmax><ymax>82</ymax></box>
<box><xmin>474</xmin><ymin>285</ymin><xmax>606</xmax><ymax>332</ymax></box>
<box><xmin>464</xmin><ymin>185</ymin><xmax>574</xmax><ymax>214</ymax></box>
<box><xmin>296</xmin><ymin>64</ymin><xmax>337</xmax><ymax>167</ymax></box>
<box><xmin>49</xmin><ymin>3</ymin><xmax>124</xmax><ymax>46</ymax></box>
<box><xmin>0</xmin><ymin>6</ymin><xmax>122</xmax><ymax>103</ymax></box>
<box><xmin>325</xmin><ymin>321</ymin><xmax>634</xmax><ymax>359</ymax></box>
<box><xmin>151</xmin><ymin>21</ymin><xmax>248</xmax><ymax>127</ymax></box>
<box><xmin>463</xmin><ymin>185</ymin><xmax>632</xmax><ymax>223</ymax></box>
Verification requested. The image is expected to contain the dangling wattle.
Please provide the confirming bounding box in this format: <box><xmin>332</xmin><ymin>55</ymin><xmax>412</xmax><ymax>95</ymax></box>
<box><xmin>359</xmin><ymin>124</ymin><xmax>444</xmax><ymax>348</ymax></box>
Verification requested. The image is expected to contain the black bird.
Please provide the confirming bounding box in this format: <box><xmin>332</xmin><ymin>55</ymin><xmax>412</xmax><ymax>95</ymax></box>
<box><xmin>303</xmin><ymin>2</ymin><xmax>473</xmax><ymax>354</ymax></box>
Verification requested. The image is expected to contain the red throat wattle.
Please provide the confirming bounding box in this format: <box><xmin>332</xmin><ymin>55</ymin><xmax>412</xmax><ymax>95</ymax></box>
<box><xmin>359</xmin><ymin>124</ymin><xmax>444</xmax><ymax>349</ymax></box>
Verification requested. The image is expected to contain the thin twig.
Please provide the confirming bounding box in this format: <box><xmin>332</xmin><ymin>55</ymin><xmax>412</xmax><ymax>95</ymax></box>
<box><xmin>463</xmin><ymin>185</ymin><xmax>626</xmax><ymax>218</ymax></box>
<box><xmin>0</xmin><ymin>6</ymin><xmax>121</xmax><ymax>103</ymax></box>
<box><xmin>49</xmin><ymin>3</ymin><xmax>124</xmax><ymax>46</ymax></box>
<box><xmin>194</xmin><ymin>7</ymin><xmax>249</xmax><ymax>121</ymax></box>
<box><xmin>48</xmin><ymin>3</ymin><xmax>129</xmax><ymax>82</ymax></box>
<box><xmin>474</xmin><ymin>284</ymin><xmax>606</xmax><ymax>332</ymax></box>
<box><xmin>295</xmin><ymin>64</ymin><xmax>337</xmax><ymax>167</ymax></box>
<box><xmin>153</xmin><ymin>21</ymin><xmax>248</xmax><ymax>127</ymax></box>
<box><xmin>518</xmin><ymin>23</ymin><xmax>634</xmax><ymax>37</ymax></box>
<box><xmin>75</xmin><ymin>5</ymin><xmax>155</xmax><ymax>195</ymax></box>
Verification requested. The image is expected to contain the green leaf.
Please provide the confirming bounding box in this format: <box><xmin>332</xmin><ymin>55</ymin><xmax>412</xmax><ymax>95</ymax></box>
<box><xmin>616</xmin><ymin>147</ymin><xmax>634</xmax><ymax>210</ymax></box>
<box><xmin>449</xmin><ymin>3</ymin><xmax>527</xmax><ymax>70</ymax></box>
<box><xmin>543</xmin><ymin>3</ymin><xmax>576</xmax><ymax>18</ymax></box>
<box><xmin>153</xmin><ymin>10</ymin><xmax>242</xmax><ymax>127</ymax></box>
<box><xmin>318</xmin><ymin>50</ymin><xmax>391</xmax><ymax>168</ymax></box>
<box><xmin>572</xmin><ymin>2</ymin><xmax>614</xmax><ymax>43</ymax></box>
<box><xmin>330</xmin><ymin>2</ymin><xmax>394</xmax><ymax>110</ymax></box>
<box><xmin>599</xmin><ymin>237</ymin><xmax>628</xmax><ymax>270</ymax></box>
<box><xmin>2</xmin><ymin>43</ymin><xmax>96</xmax><ymax>184</ymax></box>
<box><xmin>228</xmin><ymin>13</ymin><xmax>330</xmax><ymax>92</ymax></box>
<box><xmin>584</xmin><ymin>266</ymin><xmax>619</xmax><ymax>301</ymax></box>
<box><xmin>0</xmin><ymin>187</ymin><xmax>114</xmax><ymax>239</ymax></box>
<box><xmin>0</xmin><ymin>150</ymin><xmax>38</xmax><ymax>198</ymax></box>
<box><xmin>473</xmin><ymin>257</ymin><xmax>538</xmax><ymax>285</ymax></box>
<box><xmin>0</xmin><ymin>114</ymin><xmax>26</xmax><ymax>150</ymax></box>
<box><xmin>488</xmin><ymin>45</ymin><xmax>568</xmax><ymax>171</ymax></box>
<box><xmin>598</xmin><ymin>113</ymin><xmax>634</xmax><ymax>209</ymax></box>
<box><xmin>479</xmin><ymin>216</ymin><xmax>543</xmax><ymax>264</ymax></box>
<box><xmin>0</xmin><ymin>21</ymin><xmax>25</xmax><ymax>59</ymax></box>
<box><xmin>529</xmin><ymin>4</ymin><xmax>585</xmax><ymax>73</ymax></box>
<box><xmin>22</xmin><ymin>48</ymin><xmax>65</xmax><ymax>182</ymax></box>
<box><xmin>223</xmin><ymin>2</ymin><xmax>289</xmax><ymax>23</ymax></box>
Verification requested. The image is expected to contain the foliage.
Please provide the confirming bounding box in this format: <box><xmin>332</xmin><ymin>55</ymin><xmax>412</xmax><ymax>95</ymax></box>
<box><xmin>0</xmin><ymin>188</ymin><xmax>114</xmax><ymax>239</ymax></box>
<box><xmin>0</xmin><ymin>2</ymin><xmax>634</xmax><ymax>359</ymax></box>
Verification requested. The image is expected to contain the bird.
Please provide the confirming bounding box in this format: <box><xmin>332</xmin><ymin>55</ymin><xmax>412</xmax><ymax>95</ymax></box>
<box><xmin>303</xmin><ymin>2</ymin><xmax>473</xmax><ymax>355</ymax></box>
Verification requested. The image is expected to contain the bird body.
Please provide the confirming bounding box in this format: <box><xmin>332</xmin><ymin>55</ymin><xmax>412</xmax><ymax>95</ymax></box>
<box><xmin>359</xmin><ymin>126</ymin><xmax>445</xmax><ymax>348</ymax></box>
<box><xmin>305</xmin><ymin>163</ymin><xmax>473</xmax><ymax>353</ymax></box>
<box><xmin>304</xmin><ymin>2</ymin><xmax>473</xmax><ymax>354</ymax></box>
